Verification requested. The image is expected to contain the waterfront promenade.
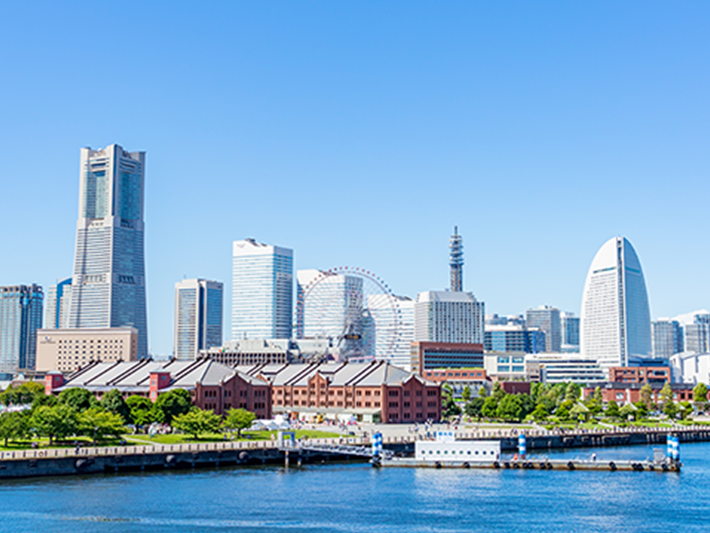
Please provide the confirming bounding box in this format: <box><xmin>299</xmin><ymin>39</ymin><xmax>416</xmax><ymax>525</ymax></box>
<box><xmin>1</xmin><ymin>424</ymin><xmax>708</xmax><ymax>467</ymax></box>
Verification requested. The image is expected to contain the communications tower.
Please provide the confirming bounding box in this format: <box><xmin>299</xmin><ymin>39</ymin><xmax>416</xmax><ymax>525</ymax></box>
<box><xmin>449</xmin><ymin>226</ymin><xmax>463</xmax><ymax>292</ymax></box>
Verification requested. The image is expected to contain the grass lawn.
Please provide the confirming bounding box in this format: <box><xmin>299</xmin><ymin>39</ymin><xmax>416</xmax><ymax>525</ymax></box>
<box><xmin>125</xmin><ymin>429</ymin><xmax>342</xmax><ymax>446</ymax></box>
<box><xmin>0</xmin><ymin>436</ymin><xmax>124</xmax><ymax>451</ymax></box>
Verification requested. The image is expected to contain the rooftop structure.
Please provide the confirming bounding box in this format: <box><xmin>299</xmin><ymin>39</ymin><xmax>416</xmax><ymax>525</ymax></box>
<box><xmin>237</xmin><ymin>360</ymin><xmax>441</xmax><ymax>423</ymax></box>
<box><xmin>49</xmin><ymin>358</ymin><xmax>271</xmax><ymax>418</ymax></box>
<box><xmin>449</xmin><ymin>226</ymin><xmax>463</xmax><ymax>292</ymax></box>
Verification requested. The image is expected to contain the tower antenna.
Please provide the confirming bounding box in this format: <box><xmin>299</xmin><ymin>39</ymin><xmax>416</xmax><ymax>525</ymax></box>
<box><xmin>449</xmin><ymin>226</ymin><xmax>463</xmax><ymax>292</ymax></box>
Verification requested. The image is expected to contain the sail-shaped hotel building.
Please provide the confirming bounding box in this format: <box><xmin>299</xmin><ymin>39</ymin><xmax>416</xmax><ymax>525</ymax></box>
<box><xmin>580</xmin><ymin>237</ymin><xmax>652</xmax><ymax>369</ymax></box>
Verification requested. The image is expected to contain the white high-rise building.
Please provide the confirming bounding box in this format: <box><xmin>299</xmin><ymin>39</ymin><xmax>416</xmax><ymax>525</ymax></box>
<box><xmin>232</xmin><ymin>239</ymin><xmax>293</xmax><ymax>340</ymax></box>
<box><xmin>174</xmin><ymin>279</ymin><xmax>223</xmax><ymax>361</ymax></box>
<box><xmin>580</xmin><ymin>237</ymin><xmax>652</xmax><ymax>369</ymax></box>
<box><xmin>414</xmin><ymin>291</ymin><xmax>484</xmax><ymax>344</ymax></box>
<box><xmin>68</xmin><ymin>145</ymin><xmax>148</xmax><ymax>358</ymax></box>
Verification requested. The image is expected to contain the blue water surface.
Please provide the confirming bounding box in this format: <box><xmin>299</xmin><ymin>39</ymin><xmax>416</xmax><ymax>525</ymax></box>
<box><xmin>0</xmin><ymin>442</ymin><xmax>705</xmax><ymax>532</ymax></box>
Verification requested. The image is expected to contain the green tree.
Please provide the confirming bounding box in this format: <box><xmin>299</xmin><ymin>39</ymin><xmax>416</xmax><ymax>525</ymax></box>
<box><xmin>58</xmin><ymin>388</ymin><xmax>96</xmax><ymax>412</ymax></box>
<box><xmin>481</xmin><ymin>396</ymin><xmax>498</xmax><ymax>419</ymax></box>
<box><xmin>496</xmin><ymin>394</ymin><xmax>524</xmax><ymax>422</ymax></box>
<box><xmin>0</xmin><ymin>382</ymin><xmax>45</xmax><ymax>406</ymax></box>
<box><xmin>30</xmin><ymin>404</ymin><xmax>78</xmax><ymax>445</ymax></box>
<box><xmin>531</xmin><ymin>402</ymin><xmax>549</xmax><ymax>421</ymax></box>
<box><xmin>442</xmin><ymin>395</ymin><xmax>461</xmax><ymax>418</ymax></box>
<box><xmin>593</xmin><ymin>386</ymin><xmax>603</xmax><ymax>404</ymax></box>
<box><xmin>605</xmin><ymin>401</ymin><xmax>620</xmax><ymax>419</ymax></box>
<box><xmin>32</xmin><ymin>394</ymin><xmax>57</xmax><ymax>410</ymax></box>
<box><xmin>461</xmin><ymin>386</ymin><xmax>471</xmax><ymax>403</ymax></box>
<box><xmin>100</xmin><ymin>389</ymin><xmax>131</xmax><ymax>423</ymax></box>
<box><xmin>570</xmin><ymin>403</ymin><xmax>589</xmax><ymax>422</ymax></box>
<box><xmin>155</xmin><ymin>389</ymin><xmax>192</xmax><ymax>425</ymax></box>
<box><xmin>639</xmin><ymin>383</ymin><xmax>654</xmax><ymax>410</ymax></box>
<box><xmin>633</xmin><ymin>401</ymin><xmax>649</xmax><ymax>418</ymax></box>
<box><xmin>659</xmin><ymin>383</ymin><xmax>674</xmax><ymax>406</ymax></box>
<box><xmin>126</xmin><ymin>395</ymin><xmax>157</xmax><ymax>426</ymax></box>
<box><xmin>0</xmin><ymin>410</ymin><xmax>29</xmax><ymax>446</ymax></box>
<box><xmin>693</xmin><ymin>383</ymin><xmax>708</xmax><ymax>409</ymax></box>
<box><xmin>464</xmin><ymin>397</ymin><xmax>484</xmax><ymax>419</ymax></box>
<box><xmin>663</xmin><ymin>401</ymin><xmax>678</xmax><ymax>420</ymax></box>
<box><xmin>478</xmin><ymin>386</ymin><xmax>488</xmax><ymax>398</ymax></box>
<box><xmin>173</xmin><ymin>408</ymin><xmax>222</xmax><ymax>439</ymax></box>
<box><xmin>619</xmin><ymin>403</ymin><xmax>637</xmax><ymax>421</ymax></box>
<box><xmin>678</xmin><ymin>401</ymin><xmax>694</xmax><ymax>421</ymax></box>
<box><xmin>565</xmin><ymin>383</ymin><xmax>580</xmax><ymax>403</ymax></box>
<box><xmin>78</xmin><ymin>408</ymin><xmax>126</xmax><ymax>443</ymax></box>
<box><xmin>492</xmin><ymin>382</ymin><xmax>505</xmax><ymax>402</ymax></box>
<box><xmin>222</xmin><ymin>408</ymin><xmax>256</xmax><ymax>437</ymax></box>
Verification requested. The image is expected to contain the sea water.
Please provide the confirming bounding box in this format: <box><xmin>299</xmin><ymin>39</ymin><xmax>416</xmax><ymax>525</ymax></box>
<box><xmin>0</xmin><ymin>442</ymin><xmax>706</xmax><ymax>532</ymax></box>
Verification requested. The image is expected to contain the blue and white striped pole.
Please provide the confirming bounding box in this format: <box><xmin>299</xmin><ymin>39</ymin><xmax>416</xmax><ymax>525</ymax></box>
<box><xmin>371</xmin><ymin>432</ymin><xmax>383</xmax><ymax>457</ymax></box>
<box><xmin>518</xmin><ymin>434</ymin><xmax>527</xmax><ymax>458</ymax></box>
<box><xmin>667</xmin><ymin>435</ymin><xmax>680</xmax><ymax>461</ymax></box>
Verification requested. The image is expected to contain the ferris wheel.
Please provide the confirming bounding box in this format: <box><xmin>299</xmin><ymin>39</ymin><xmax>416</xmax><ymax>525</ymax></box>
<box><xmin>295</xmin><ymin>267</ymin><xmax>403</xmax><ymax>362</ymax></box>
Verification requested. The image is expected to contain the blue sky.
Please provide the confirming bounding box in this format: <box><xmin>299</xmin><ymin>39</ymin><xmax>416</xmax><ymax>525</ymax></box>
<box><xmin>1</xmin><ymin>1</ymin><xmax>708</xmax><ymax>355</ymax></box>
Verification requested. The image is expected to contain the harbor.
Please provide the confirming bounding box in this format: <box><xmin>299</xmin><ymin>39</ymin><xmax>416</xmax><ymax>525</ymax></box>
<box><xmin>0</xmin><ymin>425</ymin><xmax>697</xmax><ymax>479</ymax></box>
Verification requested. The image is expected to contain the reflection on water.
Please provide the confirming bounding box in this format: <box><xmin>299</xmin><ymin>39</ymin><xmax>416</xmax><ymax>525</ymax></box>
<box><xmin>0</xmin><ymin>443</ymin><xmax>705</xmax><ymax>533</ymax></box>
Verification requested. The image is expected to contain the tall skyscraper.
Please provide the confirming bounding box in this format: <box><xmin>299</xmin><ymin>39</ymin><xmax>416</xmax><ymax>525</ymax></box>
<box><xmin>174</xmin><ymin>279</ymin><xmax>223</xmax><ymax>361</ymax></box>
<box><xmin>67</xmin><ymin>145</ymin><xmax>148</xmax><ymax>358</ymax></box>
<box><xmin>683</xmin><ymin>314</ymin><xmax>710</xmax><ymax>354</ymax></box>
<box><xmin>44</xmin><ymin>277</ymin><xmax>72</xmax><ymax>329</ymax></box>
<box><xmin>449</xmin><ymin>226</ymin><xmax>463</xmax><ymax>292</ymax></box>
<box><xmin>561</xmin><ymin>312</ymin><xmax>580</xmax><ymax>352</ymax></box>
<box><xmin>232</xmin><ymin>239</ymin><xmax>293</xmax><ymax>340</ymax></box>
<box><xmin>526</xmin><ymin>305</ymin><xmax>562</xmax><ymax>352</ymax></box>
<box><xmin>652</xmin><ymin>319</ymin><xmax>684</xmax><ymax>359</ymax></box>
<box><xmin>580</xmin><ymin>236</ymin><xmax>652</xmax><ymax>368</ymax></box>
<box><xmin>414</xmin><ymin>291</ymin><xmax>485</xmax><ymax>344</ymax></box>
<box><xmin>0</xmin><ymin>285</ymin><xmax>43</xmax><ymax>379</ymax></box>
<box><xmin>175</xmin><ymin>279</ymin><xmax>223</xmax><ymax>361</ymax></box>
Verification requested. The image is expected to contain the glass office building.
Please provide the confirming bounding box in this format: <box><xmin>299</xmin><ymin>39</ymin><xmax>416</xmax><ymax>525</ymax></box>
<box><xmin>580</xmin><ymin>237</ymin><xmax>652</xmax><ymax>369</ymax></box>
<box><xmin>68</xmin><ymin>145</ymin><xmax>148</xmax><ymax>358</ymax></box>
<box><xmin>174</xmin><ymin>279</ymin><xmax>223</xmax><ymax>360</ymax></box>
<box><xmin>44</xmin><ymin>277</ymin><xmax>72</xmax><ymax>330</ymax></box>
<box><xmin>0</xmin><ymin>285</ymin><xmax>43</xmax><ymax>379</ymax></box>
<box><xmin>232</xmin><ymin>239</ymin><xmax>293</xmax><ymax>340</ymax></box>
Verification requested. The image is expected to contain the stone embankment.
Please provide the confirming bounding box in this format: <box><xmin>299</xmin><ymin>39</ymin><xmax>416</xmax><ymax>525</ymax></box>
<box><xmin>1</xmin><ymin>426</ymin><xmax>708</xmax><ymax>479</ymax></box>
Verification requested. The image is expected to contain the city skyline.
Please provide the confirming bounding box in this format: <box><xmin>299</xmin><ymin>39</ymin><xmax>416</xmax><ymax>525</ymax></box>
<box><xmin>1</xmin><ymin>3</ymin><xmax>709</xmax><ymax>355</ymax></box>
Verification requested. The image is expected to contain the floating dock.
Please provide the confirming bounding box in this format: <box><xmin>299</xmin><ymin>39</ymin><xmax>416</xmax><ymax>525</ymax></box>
<box><xmin>379</xmin><ymin>457</ymin><xmax>681</xmax><ymax>472</ymax></box>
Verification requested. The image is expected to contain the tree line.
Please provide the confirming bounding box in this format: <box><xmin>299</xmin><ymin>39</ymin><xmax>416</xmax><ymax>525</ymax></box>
<box><xmin>441</xmin><ymin>381</ymin><xmax>709</xmax><ymax>424</ymax></box>
<box><xmin>0</xmin><ymin>382</ymin><xmax>258</xmax><ymax>447</ymax></box>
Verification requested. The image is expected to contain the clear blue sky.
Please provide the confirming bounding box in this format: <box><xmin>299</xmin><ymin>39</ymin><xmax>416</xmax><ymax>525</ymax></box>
<box><xmin>1</xmin><ymin>1</ymin><xmax>708</xmax><ymax>356</ymax></box>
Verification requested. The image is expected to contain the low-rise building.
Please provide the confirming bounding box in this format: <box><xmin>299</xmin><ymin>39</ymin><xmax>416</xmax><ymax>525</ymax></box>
<box><xmin>608</xmin><ymin>366</ymin><xmax>671</xmax><ymax>384</ymax></box>
<box><xmin>670</xmin><ymin>352</ymin><xmax>710</xmax><ymax>385</ymax></box>
<box><xmin>527</xmin><ymin>353</ymin><xmax>606</xmax><ymax>384</ymax></box>
<box><xmin>422</xmin><ymin>368</ymin><xmax>488</xmax><ymax>398</ymax></box>
<box><xmin>46</xmin><ymin>358</ymin><xmax>271</xmax><ymax>418</ymax></box>
<box><xmin>237</xmin><ymin>360</ymin><xmax>441</xmax><ymax>423</ymax></box>
<box><xmin>411</xmin><ymin>342</ymin><xmax>484</xmax><ymax>375</ymax></box>
<box><xmin>583</xmin><ymin>382</ymin><xmax>698</xmax><ymax>405</ymax></box>
<box><xmin>36</xmin><ymin>328</ymin><xmax>138</xmax><ymax>373</ymax></box>
<box><xmin>483</xmin><ymin>352</ymin><xmax>541</xmax><ymax>382</ymax></box>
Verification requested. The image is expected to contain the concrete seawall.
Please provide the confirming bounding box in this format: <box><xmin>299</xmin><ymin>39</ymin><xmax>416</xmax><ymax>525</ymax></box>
<box><xmin>1</xmin><ymin>427</ymin><xmax>709</xmax><ymax>480</ymax></box>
